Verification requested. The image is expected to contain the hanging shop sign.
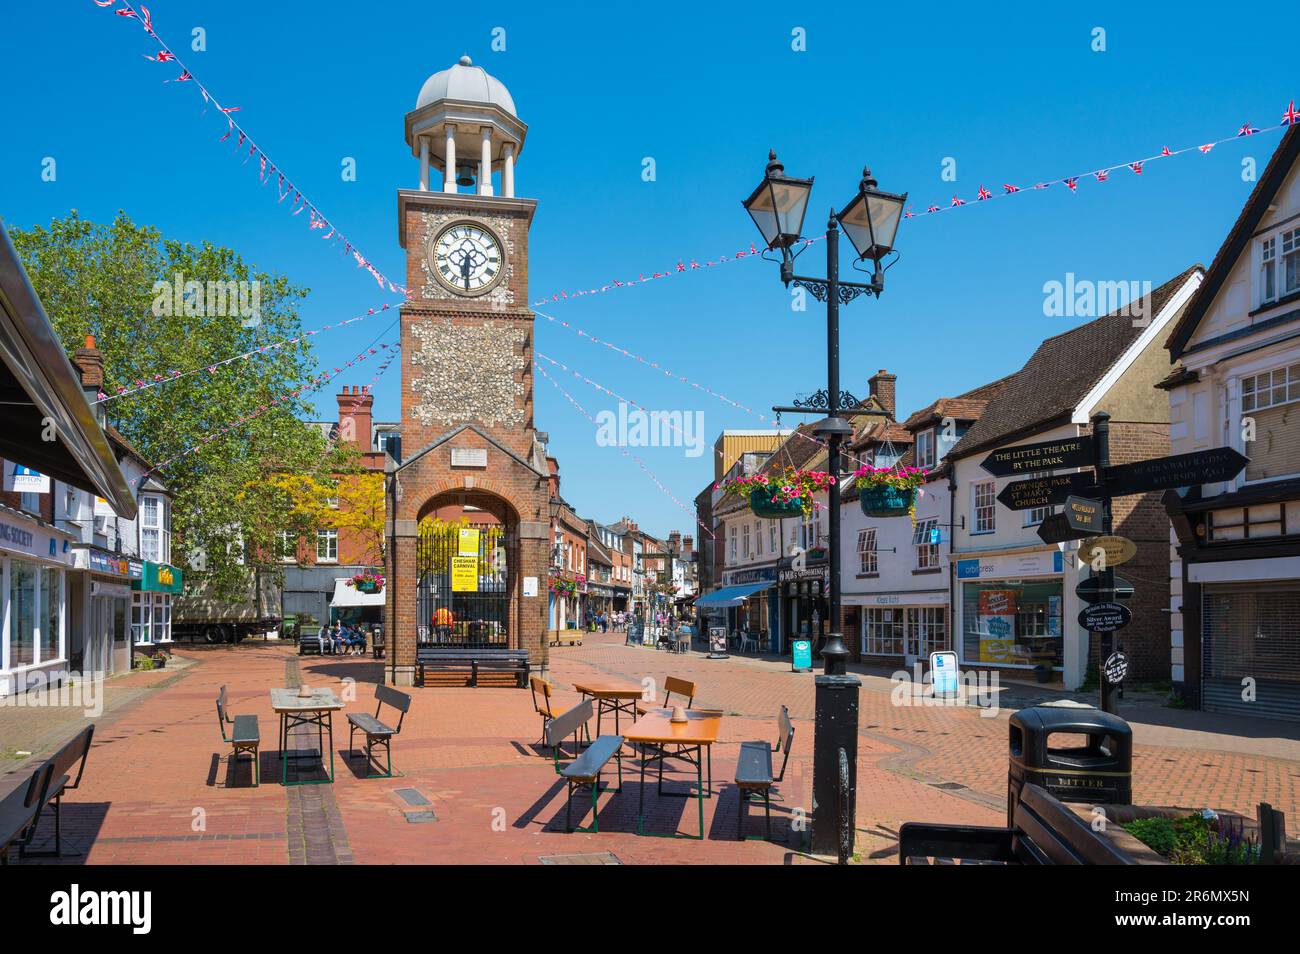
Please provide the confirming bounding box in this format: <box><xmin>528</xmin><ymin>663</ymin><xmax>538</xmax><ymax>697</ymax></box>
<box><xmin>134</xmin><ymin>562</ymin><xmax>184</xmax><ymax>594</ymax></box>
<box><xmin>4</xmin><ymin>463</ymin><xmax>49</xmax><ymax>493</ymax></box>
<box><xmin>779</xmin><ymin>564</ymin><xmax>830</xmax><ymax>584</ymax></box>
<box><xmin>1079</xmin><ymin>535</ymin><xmax>1137</xmax><ymax>568</ymax></box>
<box><xmin>451</xmin><ymin>556</ymin><xmax>478</xmax><ymax>592</ymax></box>
<box><xmin>979</xmin><ymin>436</ymin><xmax>1093</xmax><ymax>477</ymax></box>
<box><xmin>1078</xmin><ymin>602</ymin><xmax>1132</xmax><ymax>633</ymax></box>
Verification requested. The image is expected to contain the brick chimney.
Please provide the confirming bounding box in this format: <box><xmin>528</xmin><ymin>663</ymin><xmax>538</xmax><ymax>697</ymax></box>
<box><xmin>868</xmin><ymin>369</ymin><xmax>897</xmax><ymax>420</ymax></box>
<box><xmin>336</xmin><ymin>384</ymin><xmax>374</xmax><ymax>451</ymax></box>
<box><xmin>682</xmin><ymin>534</ymin><xmax>694</xmax><ymax>555</ymax></box>
<box><xmin>73</xmin><ymin>335</ymin><xmax>106</xmax><ymax>423</ymax></box>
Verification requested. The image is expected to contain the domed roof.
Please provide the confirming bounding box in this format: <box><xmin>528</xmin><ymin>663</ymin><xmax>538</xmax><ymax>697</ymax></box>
<box><xmin>415</xmin><ymin>55</ymin><xmax>516</xmax><ymax>116</ymax></box>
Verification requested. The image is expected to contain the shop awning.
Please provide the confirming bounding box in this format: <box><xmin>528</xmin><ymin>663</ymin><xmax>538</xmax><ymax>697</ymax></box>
<box><xmin>330</xmin><ymin>578</ymin><xmax>385</xmax><ymax>608</ymax></box>
<box><xmin>694</xmin><ymin>581</ymin><xmax>772</xmax><ymax>608</ymax></box>
<box><xmin>0</xmin><ymin>222</ymin><xmax>136</xmax><ymax>518</ymax></box>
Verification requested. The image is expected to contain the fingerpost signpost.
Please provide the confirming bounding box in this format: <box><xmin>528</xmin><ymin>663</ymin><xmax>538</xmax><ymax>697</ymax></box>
<box><xmin>984</xmin><ymin>411</ymin><xmax>1248</xmax><ymax>713</ymax></box>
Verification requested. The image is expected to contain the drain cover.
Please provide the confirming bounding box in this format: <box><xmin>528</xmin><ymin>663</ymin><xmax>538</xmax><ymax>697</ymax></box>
<box><xmin>931</xmin><ymin>781</ymin><xmax>967</xmax><ymax>791</ymax></box>
<box><xmin>403</xmin><ymin>810</ymin><xmax>437</xmax><ymax>824</ymax></box>
<box><xmin>394</xmin><ymin>788</ymin><xmax>431</xmax><ymax>807</ymax></box>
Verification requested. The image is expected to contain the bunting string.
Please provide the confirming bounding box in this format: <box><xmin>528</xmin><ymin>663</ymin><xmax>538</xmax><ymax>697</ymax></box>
<box><xmin>96</xmin><ymin>302</ymin><xmax>396</xmax><ymax>404</ymax></box>
<box><xmin>146</xmin><ymin>333</ymin><xmax>400</xmax><ymax>475</ymax></box>
<box><xmin>533</xmin><ymin>359</ymin><xmax>715</xmax><ymax>539</ymax></box>
<box><xmin>95</xmin><ymin>0</ymin><xmax>407</xmax><ymax>297</ymax></box>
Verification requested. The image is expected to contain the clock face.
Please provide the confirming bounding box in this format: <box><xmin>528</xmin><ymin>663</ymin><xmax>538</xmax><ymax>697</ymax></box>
<box><xmin>429</xmin><ymin>222</ymin><xmax>504</xmax><ymax>296</ymax></box>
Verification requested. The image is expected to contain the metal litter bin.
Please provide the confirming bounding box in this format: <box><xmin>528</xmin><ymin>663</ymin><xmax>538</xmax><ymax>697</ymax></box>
<box><xmin>1007</xmin><ymin>703</ymin><xmax>1132</xmax><ymax>824</ymax></box>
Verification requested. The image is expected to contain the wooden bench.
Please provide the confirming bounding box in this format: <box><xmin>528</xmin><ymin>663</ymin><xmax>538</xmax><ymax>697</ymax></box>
<box><xmin>546</xmin><ymin>699</ymin><xmax>623</xmax><ymax>833</ymax></box>
<box><xmin>18</xmin><ymin>724</ymin><xmax>94</xmax><ymax>858</ymax></box>
<box><xmin>0</xmin><ymin>762</ymin><xmax>59</xmax><ymax>865</ymax></box>
<box><xmin>417</xmin><ymin>647</ymin><xmax>528</xmax><ymax>688</ymax></box>
<box><xmin>215</xmin><ymin>686</ymin><xmax>260</xmax><ymax>787</ymax></box>
<box><xmin>635</xmin><ymin>676</ymin><xmax>695</xmax><ymax>717</ymax></box>
<box><xmin>898</xmin><ymin>782</ymin><xmax>1136</xmax><ymax>865</ymax></box>
<box><xmin>735</xmin><ymin>705</ymin><xmax>795</xmax><ymax>841</ymax></box>
<box><xmin>346</xmin><ymin>684</ymin><xmax>410</xmax><ymax>778</ymax></box>
<box><xmin>549</xmin><ymin>630</ymin><xmax>583</xmax><ymax>647</ymax></box>
<box><xmin>299</xmin><ymin>629</ymin><xmax>325</xmax><ymax>656</ymax></box>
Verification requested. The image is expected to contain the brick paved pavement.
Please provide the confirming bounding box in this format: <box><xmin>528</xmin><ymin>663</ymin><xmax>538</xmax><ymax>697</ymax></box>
<box><xmin>3</xmin><ymin>632</ymin><xmax>1297</xmax><ymax>865</ymax></box>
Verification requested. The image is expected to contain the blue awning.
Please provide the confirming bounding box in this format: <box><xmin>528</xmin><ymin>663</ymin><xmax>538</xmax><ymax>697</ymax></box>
<box><xmin>693</xmin><ymin>581</ymin><xmax>773</xmax><ymax>608</ymax></box>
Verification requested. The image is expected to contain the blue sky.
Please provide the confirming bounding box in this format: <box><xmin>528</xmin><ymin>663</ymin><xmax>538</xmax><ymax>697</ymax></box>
<box><xmin>3</xmin><ymin>1</ymin><xmax>1298</xmax><ymax>539</ymax></box>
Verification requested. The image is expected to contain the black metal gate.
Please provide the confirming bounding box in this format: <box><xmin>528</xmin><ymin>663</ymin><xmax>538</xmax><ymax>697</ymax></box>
<box><xmin>416</xmin><ymin>521</ymin><xmax>512</xmax><ymax>647</ymax></box>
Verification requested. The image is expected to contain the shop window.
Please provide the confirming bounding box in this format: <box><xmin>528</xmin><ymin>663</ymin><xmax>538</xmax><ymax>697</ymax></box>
<box><xmin>961</xmin><ymin>580</ymin><xmax>1063</xmax><ymax>668</ymax></box>
<box><xmin>862</xmin><ymin>607</ymin><xmax>904</xmax><ymax>655</ymax></box>
<box><xmin>41</xmin><ymin>567</ymin><xmax>60</xmax><ymax>661</ymax></box>
<box><xmin>132</xmin><ymin>592</ymin><xmax>151</xmax><ymax>644</ymax></box>
<box><xmin>861</xmin><ymin>606</ymin><xmax>949</xmax><ymax>657</ymax></box>
<box><xmin>9</xmin><ymin>559</ymin><xmax>37</xmax><ymax>666</ymax></box>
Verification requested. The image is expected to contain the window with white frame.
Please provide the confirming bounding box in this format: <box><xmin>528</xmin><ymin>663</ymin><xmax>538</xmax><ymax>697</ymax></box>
<box><xmin>913</xmin><ymin>518</ymin><xmax>940</xmax><ymax>569</ymax></box>
<box><xmin>1025</xmin><ymin>504</ymin><xmax>1051</xmax><ymax>526</ymax></box>
<box><xmin>139</xmin><ymin>495</ymin><xmax>169</xmax><ymax>564</ymax></box>
<box><xmin>277</xmin><ymin>530</ymin><xmax>296</xmax><ymax>561</ymax></box>
<box><xmin>742</xmin><ymin>522</ymin><xmax>751</xmax><ymax>559</ymax></box>
<box><xmin>729</xmin><ymin>525</ymin><xmax>737</xmax><ymax>561</ymax></box>
<box><xmin>915</xmin><ymin>429</ymin><xmax>936</xmax><ymax>469</ymax></box>
<box><xmin>973</xmin><ymin>481</ymin><xmax>996</xmax><ymax>533</ymax></box>
<box><xmin>769</xmin><ymin>521</ymin><xmax>778</xmax><ymax>553</ymax></box>
<box><xmin>1241</xmin><ymin>363</ymin><xmax>1300</xmax><ymax>412</ymax></box>
<box><xmin>857</xmin><ymin>528</ymin><xmax>878</xmax><ymax>575</ymax></box>
<box><xmin>1284</xmin><ymin>228</ymin><xmax>1300</xmax><ymax>299</ymax></box>
<box><xmin>316</xmin><ymin>528</ymin><xmax>338</xmax><ymax>562</ymax></box>
<box><xmin>754</xmin><ymin>520</ymin><xmax>763</xmax><ymax>556</ymax></box>
<box><xmin>1261</xmin><ymin>235</ymin><xmax>1278</xmax><ymax>303</ymax></box>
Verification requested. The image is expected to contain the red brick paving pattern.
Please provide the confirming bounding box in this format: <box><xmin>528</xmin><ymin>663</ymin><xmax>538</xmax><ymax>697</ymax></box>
<box><xmin>8</xmin><ymin>633</ymin><xmax>1298</xmax><ymax>865</ymax></box>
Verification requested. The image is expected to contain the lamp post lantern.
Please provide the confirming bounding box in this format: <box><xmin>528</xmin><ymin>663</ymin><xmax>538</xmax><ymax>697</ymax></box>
<box><xmin>741</xmin><ymin>150</ymin><xmax>905</xmax><ymax>861</ymax></box>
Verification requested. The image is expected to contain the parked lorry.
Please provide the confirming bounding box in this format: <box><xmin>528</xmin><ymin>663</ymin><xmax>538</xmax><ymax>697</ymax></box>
<box><xmin>171</xmin><ymin>568</ymin><xmax>283</xmax><ymax>644</ymax></box>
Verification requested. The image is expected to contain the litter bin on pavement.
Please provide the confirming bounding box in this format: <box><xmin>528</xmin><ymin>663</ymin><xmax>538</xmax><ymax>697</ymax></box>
<box><xmin>1007</xmin><ymin>703</ymin><xmax>1132</xmax><ymax>824</ymax></box>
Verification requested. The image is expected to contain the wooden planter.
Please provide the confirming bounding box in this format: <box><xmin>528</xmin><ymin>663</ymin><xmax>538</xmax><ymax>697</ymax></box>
<box><xmin>1069</xmin><ymin>804</ymin><xmax>1262</xmax><ymax>864</ymax></box>
<box><xmin>858</xmin><ymin>484</ymin><xmax>916</xmax><ymax>517</ymax></box>
<box><xmin>749</xmin><ymin>493</ymin><xmax>804</xmax><ymax>519</ymax></box>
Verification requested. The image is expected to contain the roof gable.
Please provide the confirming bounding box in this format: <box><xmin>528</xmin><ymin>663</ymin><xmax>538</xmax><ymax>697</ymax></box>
<box><xmin>1166</xmin><ymin>124</ymin><xmax>1300</xmax><ymax>359</ymax></box>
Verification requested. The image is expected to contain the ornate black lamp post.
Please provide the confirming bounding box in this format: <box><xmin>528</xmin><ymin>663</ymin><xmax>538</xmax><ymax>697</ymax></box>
<box><xmin>742</xmin><ymin>151</ymin><xmax>906</xmax><ymax>859</ymax></box>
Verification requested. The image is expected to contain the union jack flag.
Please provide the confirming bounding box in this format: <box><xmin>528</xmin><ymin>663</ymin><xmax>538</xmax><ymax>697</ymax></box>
<box><xmin>1003</xmin><ymin>184</ymin><xmax>1020</xmax><ymax>193</ymax></box>
<box><xmin>172</xmin><ymin>70</ymin><xmax>193</xmax><ymax>82</ymax></box>
<box><xmin>142</xmin><ymin>51</ymin><xmax>176</xmax><ymax>62</ymax></box>
<box><xmin>903</xmin><ymin>208</ymin><xmax>915</xmax><ymax>218</ymax></box>
<box><xmin>1095</xmin><ymin>169</ymin><xmax>1109</xmax><ymax>182</ymax></box>
<box><xmin>1238</xmin><ymin>122</ymin><xmax>1258</xmax><ymax>136</ymax></box>
<box><xmin>1199</xmin><ymin>143</ymin><xmax>1214</xmax><ymax>154</ymax></box>
<box><xmin>1033</xmin><ymin>182</ymin><xmax>1049</xmax><ymax>190</ymax></box>
<box><xmin>1130</xmin><ymin>162</ymin><xmax>1143</xmax><ymax>175</ymax></box>
<box><xmin>1065</xmin><ymin>177</ymin><xmax>1078</xmax><ymax>191</ymax></box>
<box><xmin>1161</xmin><ymin>146</ymin><xmax>1172</xmax><ymax>156</ymax></box>
<box><xmin>1283</xmin><ymin>100</ymin><xmax>1300</xmax><ymax>125</ymax></box>
<box><xmin>926</xmin><ymin>205</ymin><xmax>940</xmax><ymax>213</ymax></box>
<box><xmin>951</xmin><ymin>195</ymin><xmax>965</xmax><ymax>207</ymax></box>
<box><xmin>977</xmin><ymin>185</ymin><xmax>992</xmax><ymax>200</ymax></box>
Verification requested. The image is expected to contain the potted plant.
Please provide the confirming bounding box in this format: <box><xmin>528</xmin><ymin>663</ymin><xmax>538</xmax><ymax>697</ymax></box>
<box><xmin>716</xmin><ymin>467</ymin><xmax>836</xmax><ymax>519</ymax></box>
<box><xmin>347</xmin><ymin>570</ymin><xmax>385</xmax><ymax>594</ymax></box>
<box><xmin>549</xmin><ymin>577</ymin><xmax>577</xmax><ymax>597</ymax></box>
<box><xmin>853</xmin><ymin>465</ymin><xmax>928</xmax><ymax>521</ymax></box>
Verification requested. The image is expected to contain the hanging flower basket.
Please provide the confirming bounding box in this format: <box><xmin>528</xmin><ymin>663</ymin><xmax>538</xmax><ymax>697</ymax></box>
<box><xmin>853</xmin><ymin>466</ymin><xmax>928</xmax><ymax>521</ymax></box>
<box><xmin>347</xmin><ymin>571</ymin><xmax>385</xmax><ymax>594</ymax></box>
<box><xmin>550</xmin><ymin>577</ymin><xmax>577</xmax><ymax>597</ymax></box>
<box><xmin>716</xmin><ymin>467</ymin><xmax>836</xmax><ymax>519</ymax></box>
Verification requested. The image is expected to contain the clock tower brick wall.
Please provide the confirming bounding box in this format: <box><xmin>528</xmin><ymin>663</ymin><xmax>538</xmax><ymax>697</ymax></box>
<box><xmin>386</xmin><ymin>191</ymin><xmax>550</xmax><ymax>685</ymax></box>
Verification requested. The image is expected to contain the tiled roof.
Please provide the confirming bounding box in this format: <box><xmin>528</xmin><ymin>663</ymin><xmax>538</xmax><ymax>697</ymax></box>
<box><xmin>947</xmin><ymin>265</ymin><xmax>1202</xmax><ymax>461</ymax></box>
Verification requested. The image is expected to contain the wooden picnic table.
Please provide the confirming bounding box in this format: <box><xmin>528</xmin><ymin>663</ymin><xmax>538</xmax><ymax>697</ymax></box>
<box><xmin>571</xmin><ymin>678</ymin><xmax>644</xmax><ymax>737</ymax></box>
<box><xmin>271</xmin><ymin>687</ymin><xmax>345</xmax><ymax>786</ymax></box>
<box><xmin>623</xmin><ymin>707</ymin><xmax>723</xmax><ymax>840</ymax></box>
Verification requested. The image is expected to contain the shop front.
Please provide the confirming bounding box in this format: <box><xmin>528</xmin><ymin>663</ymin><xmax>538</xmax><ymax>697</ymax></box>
<box><xmin>955</xmin><ymin>548</ymin><xmax>1068</xmax><ymax>679</ymax></box>
<box><xmin>778</xmin><ymin>558</ymin><xmax>829</xmax><ymax>656</ymax></box>
<box><xmin>719</xmin><ymin>565</ymin><xmax>779</xmax><ymax>650</ymax></box>
<box><xmin>71</xmin><ymin>546</ymin><xmax>138</xmax><ymax>676</ymax></box>
<box><xmin>848</xmin><ymin>589</ymin><xmax>950</xmax><ymax>668</ymax></box>
<box><xmin>132</xmin><ymin>560</ymin><xmax>183</xmax><ymax>651</ymax></box>
<box><xmin>0</xmin><ymin>508</ymin><xmax>74</xmax><ymax>696</ymax></box>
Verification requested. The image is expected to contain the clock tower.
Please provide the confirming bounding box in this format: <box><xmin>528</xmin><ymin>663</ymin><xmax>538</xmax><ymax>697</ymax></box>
<box><xmin>386</xmin><ymin>56</ymin><xmax>551</xmax><ymax>685</ymax></box>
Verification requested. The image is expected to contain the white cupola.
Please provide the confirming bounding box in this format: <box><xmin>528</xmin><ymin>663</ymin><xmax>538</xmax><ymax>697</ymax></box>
<box><xmin>405</xmin><ymin>55</ymin><xmax>527</xmax><ymax>198</ymax></box>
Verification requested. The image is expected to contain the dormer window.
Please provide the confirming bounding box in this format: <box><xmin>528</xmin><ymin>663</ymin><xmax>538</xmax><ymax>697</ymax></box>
<box><xmin>915</xmin><ymin>429</ymin><xmax>936</xmax><ymax>470</ymax></box>
<box><xmin>1261</xmin><ymin>228</ymin><xmax>1300</xmax><ymax>305</ymax></box>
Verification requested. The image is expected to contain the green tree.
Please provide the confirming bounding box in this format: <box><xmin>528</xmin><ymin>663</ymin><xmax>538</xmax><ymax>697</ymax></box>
<box><xmin>12</xmin><ymin>211</ymin><xmax>354</xmax><ymax>599</ymax></box>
